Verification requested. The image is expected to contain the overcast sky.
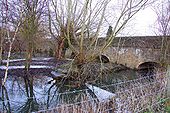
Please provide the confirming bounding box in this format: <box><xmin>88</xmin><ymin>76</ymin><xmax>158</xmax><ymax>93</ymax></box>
<box><xmin>127</xmin><ymin>7</ymin><xmax>157</xmax><ymax>36</ymax></box>
<box><xmin>124</xmin><ymin>0</ymin><xmax>167</xmax><ymax>36</ymax></box>
<box><xmin>0</xmin><ymin>0</ymin><xmax>163</xmax><ymax>37</ymax></box>
<box><xmin>101</xmin><ymin>0</ymin><xmax>161</xmax><ymax>37</ymax></box>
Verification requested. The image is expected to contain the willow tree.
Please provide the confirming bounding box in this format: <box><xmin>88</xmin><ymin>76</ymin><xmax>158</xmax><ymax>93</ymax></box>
<box><xmin>48</xmin><ymin>0</ymin><xmax>152</xmax><ymax>85</ymax></box>
<box><xmin>154</xmin><ymin>0</ymin><xmax>170</xmax><ymax>64</ymax></box>
<box><xmin>48</xmin><ymin>0</ymin><xmax>151</xmax><ymax>65</ymax></box>
<box><xmin>19</xmin><ymin>0</ymin><xmax>47</xmax><ymax>70</ymax></box>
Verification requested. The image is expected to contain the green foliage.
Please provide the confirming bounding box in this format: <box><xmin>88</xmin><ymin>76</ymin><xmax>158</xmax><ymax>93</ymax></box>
<box><xmin>159</xmin><ymin>98</ymin><xmax>168</xmax><ymax>103</ymax></box>
<box><xmin>165</xmin><ymin>106</ymin><xmax>170</xmax><ymax>112</ymax></box>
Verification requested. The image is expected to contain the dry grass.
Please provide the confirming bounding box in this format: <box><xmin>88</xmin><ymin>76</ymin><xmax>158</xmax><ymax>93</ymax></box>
<box><xmin>114</xmin><ymin>72</ymin><xmax>167</xmax><ymax>112</ymax></box>
<box><xmin>37</xmin><ymin>72</ymin><xmax>168</xmax><ymax>113</ymax></box>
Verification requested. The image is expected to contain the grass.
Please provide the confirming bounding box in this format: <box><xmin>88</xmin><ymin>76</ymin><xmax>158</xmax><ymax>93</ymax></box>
<box><xmin>143</xmin><ymin>98</ymin><xmax>170</xmax><ymax>113</ymax></box>
<box><xmin>165</xmin><ymin>99</ymin><xmax>170</xmax><ymax>113</ymax></box>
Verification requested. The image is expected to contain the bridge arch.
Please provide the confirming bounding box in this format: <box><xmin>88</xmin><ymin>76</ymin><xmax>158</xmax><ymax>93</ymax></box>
<box><xmin>137</xmin><ymin>61</ymin><xmax>162</xmax><ymax>77</ymax></box>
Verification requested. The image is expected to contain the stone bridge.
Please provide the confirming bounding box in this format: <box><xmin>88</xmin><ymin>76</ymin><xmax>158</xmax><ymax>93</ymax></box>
<box><xmin>104</xmin><ymin>47</ymin><xmax>162</xmax><ymax>68</ymax></box>
<box><xmin>102</xmin><ymin>36</ymin><xmax>170</xmax><ymax>69</ymax></box>
<box><xmin>67</xmin><ymin>36</ymin><xmax>170</xmax><ymax>69</ymax></box>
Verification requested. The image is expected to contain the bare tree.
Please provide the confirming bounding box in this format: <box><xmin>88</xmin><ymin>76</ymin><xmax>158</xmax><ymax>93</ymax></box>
<box><xmin>154</xmin><ymin>0</ymin><xmax>170</xmax><ymax>64</ymax></box>
<box><xmin>46</xmin><ymin>0</ymin><xmax>153</xmax><ymax>85</ymax></box>
<box><xmin>18</xmin><ymin>0</ymin><xmax>48</xmax><ymax>70</ymax></box>
<box><xmin>0</xmin><ymin>0</ymin><xmax>23</xmax><ymax>86</ymax></box>
<box><xmin>0</xmin><ymin>0</ymin><xmax>6</xmax><ymax>64</ymax></box>
<box><xmin>48</xmin><ymin>0</ymin><xmax>152</xmax><ymax>65</ymax></box>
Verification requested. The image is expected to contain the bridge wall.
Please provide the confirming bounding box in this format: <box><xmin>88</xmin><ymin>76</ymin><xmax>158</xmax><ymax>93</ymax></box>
<box><xmin>103</xmin><ymin>47</ymin><xmax>162</xmax><ymax>68</ymax></box>
<box><xmin>65</xmin><ymin>46</ymin><xmax>169</xmax><ymax>69</ymax></box>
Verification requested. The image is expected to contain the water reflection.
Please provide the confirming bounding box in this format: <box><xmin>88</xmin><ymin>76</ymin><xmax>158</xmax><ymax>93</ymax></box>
<box><xmin>0</xmin><ymin>73</ymin><xmax>92</xmax><ymax>112</ymax></box>
<box><xmin>0</xmin><ymin>83</ymin><xmax>11</xmax><ymax>113</ymax></box>
<box><xmin>18</xmin><ymin>73</ymin><xmax>39</xmax><ymax>113</ymax></box>
<box><xmin>0</xmin><ymin>67</ymin><xmax>137</xmax><ymax>112</ymax></box>
<box><xmin>0</xmin><ymin>73</ymin><xmax>50</xmax><ymax>112</ymax></box>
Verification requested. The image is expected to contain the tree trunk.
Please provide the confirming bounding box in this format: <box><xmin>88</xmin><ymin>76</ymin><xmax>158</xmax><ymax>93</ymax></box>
<box><xmin>0</xmin><ymin>35</ymin><xmax>3</xmax><ymax>64</ymax></box>
<box><xmin>74</xmin><ymin>51</ymin><xmax>86</xmax><ymax>66</ymax></box>
<box><xmin>25</xmin><ymin>42</ymin><xmax>33</xmax><ymax>71</ymax></box>
<box><xmin>55</xmin><ymin>38</ymin><xmax>65</xmax><ymax>60</ymax></box>
<box><xmin>0</xmin><ymin>45</ymin><xmax>3</xmax><ymax>64</ymax></box>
